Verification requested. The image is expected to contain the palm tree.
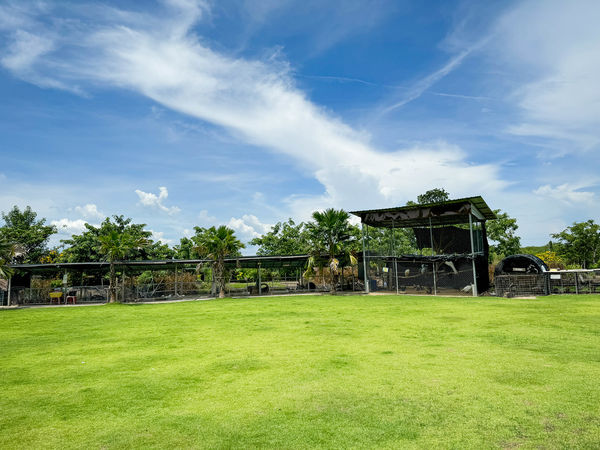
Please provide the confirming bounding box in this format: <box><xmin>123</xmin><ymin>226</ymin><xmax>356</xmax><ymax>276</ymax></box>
<box><xmin>306</xmin><ymin>208</ymin><xmax>356</xmax><ymax>293</ymax></box>
<box><xmin>195</xmin><ymin>226</ymin><xmax>244</xmax><ymax>298</ymax></box>
<box><xmin>98</xmin><ymin>230</ymin><xmax>147</xmax><ymax>303</ymax></box>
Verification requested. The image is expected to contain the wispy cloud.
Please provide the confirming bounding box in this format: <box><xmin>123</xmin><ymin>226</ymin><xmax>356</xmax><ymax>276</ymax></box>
<box><xmin>533</xmin><ymin>183</ymin><xmax>596</xmax><ymax>205</ymax></box>
<box><xmin>0</xmin><ymin>0</ymin><xmax>507</xmax><ymax>218</ymax></box>
<box><xmin>298</xmin><ymin>74</ymin><xmax>379</xmax><ymax>87</ymax></box>
<box><xmin>379</xmin><ymin>38</ymin><xmax>490</xmax><ymax>115</ymax></box>
<box><xmin>493</xmin><ymin>0</ymin><xmax>600</xmax><ymax>153</ymax></box>
<box><xmin>428</xmin><ymin>91</ymin><xmax>492</xmax><ymax>101</ymax></box>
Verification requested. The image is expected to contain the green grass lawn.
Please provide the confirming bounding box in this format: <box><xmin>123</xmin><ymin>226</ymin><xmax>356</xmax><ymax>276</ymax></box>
<box><xmin>1</xmin><ymin>295</ymin><xmax>599</xmax><ymax>449</ymax></box>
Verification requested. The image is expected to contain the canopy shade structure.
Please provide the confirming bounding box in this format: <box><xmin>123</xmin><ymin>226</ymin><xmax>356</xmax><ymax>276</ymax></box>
<box><xmin>350</xmin><ymin>196</ymin><xmax>496</xmax><ymax>228</ymax></box>
<box><xmin>8</xmin><ymin>254</ymin><xmax>311</xmax><ymax>275</ymax></box>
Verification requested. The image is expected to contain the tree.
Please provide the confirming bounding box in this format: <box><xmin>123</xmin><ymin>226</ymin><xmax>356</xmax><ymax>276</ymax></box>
<box><xmin>487</xmin><ymin>209</ymin><xmax>521</xmax><ymax>261</ymax></box>
<box><xmin>552</xmin><ymin>220</ymin><xmax>600</xmax><ymax>269</ymax></box>
<box><xmin>535</xmin><ymin>250</ymin><xmax>565</xmax><ymax>270</ymax></box>
<box><xmin>417</xmin><ymin>188</ymin><xmax>450</xmax><ymax>204</ymax></box>
<box><xmin>306</xmin><ymin>208</ymin><xmax>356</xmax><ymax>293</ymax></box>
<box><xmin>194</xmin><ymin>226</ymin><xmax>244</xmax><ymax>298</ymax></box>
<box><xmin>61</xmin><ymin>216</ymin><xmax>153</xmax><ymax>263</ymax></box>
<box><xmin>98</xmin><ymin>229</ymin><xmax>148</xmax><ymax>303</ymax></box>
<box><xmin>0</xmin><ymin>206</ymin><xmax>56</xmax><ymax>263</ymax></box>
<box><xmin>173</xmin><ymin>237</ymin><xmax>200</xmax><ymax>260</ymax></box>
<box><xmin>249</xmin><ymin>219</ymin><xmax>312</xmax><ymax>256</ymax></box>
<box><xmin>0</xmin><ymin>238</ymin><xmax>16</xmax><ymax>279</ymax></box>
<box><xmin>405</xmin><ymin>188</ymin><xmax>451</xmax><ymax>206</ymax></box>
<box><xmin>365</xmin><ymin>226</ymin><xmax>417</xmax><ymax>256</ymax></box>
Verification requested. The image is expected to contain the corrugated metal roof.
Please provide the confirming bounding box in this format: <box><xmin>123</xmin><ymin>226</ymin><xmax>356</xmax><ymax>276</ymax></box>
<box><xmin>350</xmin><ymin>196</ymin><xmax>496</xmax><ymax>228</ymax></box>
<box><xmin>9</xmin><ymin>254</ymin><xmax>311</xmax><ymax>273</ymax></box>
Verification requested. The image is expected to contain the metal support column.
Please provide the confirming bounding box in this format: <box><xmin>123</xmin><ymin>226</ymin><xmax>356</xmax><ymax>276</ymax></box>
<box><xmin>361</xmin><ymin>223</ymin><xmax>369</xmax><ymax>293</ymax></box>
<box><xmin>7</xmin><ymin>276</ymin><xmax>11</xmax><ymax>306</ymax></box>
<box><xmin>429</xmin><ymin>217</ymin><xmax>437</xmax><ymax>295</ymax></box>
<box><xmin>122</xmin><ymin>269</ymin><xmax>126</xmax><ymax>302</ymax></box>
<box><xmin>258</xmin><ymin>263</ymin><xmax>262</xmax><ymax>295</ymax></box>
<box><xmin>469</xmin><ymin>213</ymin><xmax>478</xmax><ymax>297</ymax></box>
<box><xmin>392</xmin><ymin>220</ymin><xmax>399</xmax><ymax>294</ymax></box>
<box><xmin>174</xmin><ymin>263</ymin><xmax>178</xmax><ymax>296</ymax></box>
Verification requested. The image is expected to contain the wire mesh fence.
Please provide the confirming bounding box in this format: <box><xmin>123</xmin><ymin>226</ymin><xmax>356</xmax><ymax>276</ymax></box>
<box><xmin>494</xmin><ymin>269</ymin><xmax>600</xmax><ymax>297</ymax></box>
<box><xmin>8</xmin><ymin>285</ymin><xmax>110</xmax><ymax>305</ymax></box>
<box><xmin>8</xmin><ymin>267</ymin><xmax>600</xmax><ymax>305</ymax></box>
<box><xmin>5</xmin><ymin>274</ymin><xmax>340</xmax><ymax>305</ymax></box>
<box><xmin>547</xmin><ymin>270</ymin><xmax>600</xmax><ymax>295</ymax></box>
<box><xmin>364</xmin><ymin>257</ymin><xmax>477</xmax><ymax>296</ymax></box>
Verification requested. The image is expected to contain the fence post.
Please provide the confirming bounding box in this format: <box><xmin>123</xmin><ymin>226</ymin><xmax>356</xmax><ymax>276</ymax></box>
<box><xmin>7</xmin><ymin>276</ymin><xmax>12</xmax><ymax>306</ymax></box>
<box><xmin>258</xmin><ymin>263</ymin><xmax>262</xmax><ymax>295</ymax></box>
<box><xmin>468</xmin><ymin>213</ymin><xmax>478</xmax><ymax>297</ymax></box>
<box><xmin>362</xmin><ymin>223</ymin><xmax>369</xmax><ymax>294</ymax></box>
<box><xmin>574</xmin><ymin>272</ymin><xmax>579</xmax><ymax>295</ymax></box>
<box><xmin>174</xmin><ymin>263</ymin><xmax>178</xmax><ymax>296</ymax></box>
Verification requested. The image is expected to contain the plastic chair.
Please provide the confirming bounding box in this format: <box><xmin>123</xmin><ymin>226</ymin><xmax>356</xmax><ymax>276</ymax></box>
<box><xmin>65</xmin><ymin>291</ymin><xmax>77</xmax><ymax>304</ymax></box>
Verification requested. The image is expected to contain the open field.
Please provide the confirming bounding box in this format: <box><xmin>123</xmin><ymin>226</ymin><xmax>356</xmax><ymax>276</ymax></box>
<box><xmin>1</xmin><ymin>294</ymin><xmax>599</xmax><ymax>448</ymax></box>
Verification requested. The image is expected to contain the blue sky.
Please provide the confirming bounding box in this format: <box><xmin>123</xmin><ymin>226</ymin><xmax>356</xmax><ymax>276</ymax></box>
<box><xmin>1</xmin><ymin>0</ymin><xmax>599</xmax><ymax>253</ymax></box>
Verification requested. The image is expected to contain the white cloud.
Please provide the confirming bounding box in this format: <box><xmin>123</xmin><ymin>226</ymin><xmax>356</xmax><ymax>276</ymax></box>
<box><xmin>149</xmin><ymin>229</ymin><xmax>173</xmax><ymax>245</ymax></box>
<box><xmin>381</xmin><ymin>39</ymin><xmax>488</xmax><ymax>114</ymax></box>
<box><xmin>0</xmin><ymin>1</ymin><xmax>509</xmax><ymax>230</ymax></box>
<box><xmin>228</xmin><ymin>214</ymin><xmax>273</xmax><ymax>241</ymax></box>
<box><xmin>197</xmin><ymin>209</ymin><xmax>217</xmax><ymax>225</ymax></box>
<box><xmin>494</xmin><ymin>0</ymin><xmax>600</xmax><ymax>151</ymax></box>
<box><xmin>1</xmin><ymin>29</ymin><xmax>53</xmax><ymax>72</ymax></box>
<box><xmin>533</xmin><ymin>184</ymin><xmax>596</xmax><ymax>205</ymax></box>
<box><xmin>135</xmin><ymin>187</ymin><xmax>180</xmax><ymax>215</ymax></box>
<box><xmin>74</xmin><ymin>203</ymin><xmax>104</xmax><ymax>220</ymax></box>
<box><xmin>51</xmin><ymin>218</ymin><xmax>88</xmax><ymax>236</ymax></box>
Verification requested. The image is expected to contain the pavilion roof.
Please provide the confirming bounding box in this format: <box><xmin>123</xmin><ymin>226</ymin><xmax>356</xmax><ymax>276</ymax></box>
<box><xmin>350</xmin><ymin>196</ymin><xmax>496</xmax><ymax>228</ymax></box>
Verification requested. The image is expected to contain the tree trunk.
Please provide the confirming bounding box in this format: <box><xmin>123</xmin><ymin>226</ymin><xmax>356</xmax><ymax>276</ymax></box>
<box><xmin>329</xmin><ymin>250</ymin><xmax>336</xmax><ymax>294</ymax></box>
<box><xmin>108</xmin><ymin>261</ymin><xmax>117</xmax><ymax>303</ymax></box>
<box><xmin>216</xmin><ymin>258</ymin><xmax>226</xmax><ymax>298</ymax></box>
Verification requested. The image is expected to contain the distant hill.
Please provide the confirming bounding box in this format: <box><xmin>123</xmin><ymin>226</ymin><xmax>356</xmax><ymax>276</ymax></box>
<box><xmin>520</xmin><ymin>243</ymin><xmax>553</xmax><ymax>255</ymax></box>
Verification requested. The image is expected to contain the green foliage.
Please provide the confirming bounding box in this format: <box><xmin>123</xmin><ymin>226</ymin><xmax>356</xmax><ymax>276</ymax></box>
<box><xmin>487</xmin><ymin>209</ymin><xmax>521</xmax><ymax>261</ymax></box>
<box><xmin>306</xmin><ymin>208</ymin><xmax>357</xmax><ymax>292</ymax></box>
<box><xmin>61</xmin><ymin>215</ymin><xmax>153</xmax><ymax>263</ymax></box>
<box><xmin>417</xmin><ymin>187</ymin><xmax>450</xmax><ymax>204</ymax></box>
<box><xmin>173</xmin><ymin>236</ymin><xmax>200</xmax><ymax>259</ymax></box>
<box><xmin>406</xmin><ymin>187</ymin><xmax>450</xmax><ymax>206</ymax></box>
<box><xmin>194</xmin><ymin>226</ymin><xmax>245</xmax><ymax>298</ymax></box>
<box><xmin>0</xmin><ymin>206</ymin><xmax>56</xmax><ymax>263</ymax></box>
<box><xmin>365</xmin><ymin>226</ymin><xmax>418</xmax><ymax>256</ymax></box>
<box><xmin>97</xmin><ymin>229</ymin><xmax>148</xmax><ymax>263</ymax></box>
<box><xmin>552</xmin><ymin>220</ymin><xmax>600</xmax><ymax>269</ymax></box>
<box><xmin>97</xmin><ymin>226</ymin><xmax>149</xmax><ymax>303</ymax></box>
<box><xmin>520</xmin><ymin>242</ymin><xmax>553</xmax><ymax>255</ymax></box>
<box><xmin>535</xmin><ymin>250</ymin><xmax>565</xmax><ymax>269</ymax></box>
<box><xmin>0</xmin><ymin>238</ymin><xmax>16</xmax><ymax>279</ymax></box>
<box><xmin>250</xmin><ymin>219</ymin><xmax>311</xmax><ymax>256</ymax></box>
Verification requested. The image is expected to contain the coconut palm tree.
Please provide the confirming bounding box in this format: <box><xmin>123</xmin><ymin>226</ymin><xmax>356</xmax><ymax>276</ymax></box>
<box><xmin>306</xmin><ymin>208</ymin><xmax>356</xmax><ymax>293</ymax></box>
<box><xmin>98</xmin><ymin>230</ymin><xmax>147</xmax><ymax>303</ymax></box>
<box><xmin>195</xmin><ymin>226</ymin><xmax>244</xmax><ymax>298</ymax></box>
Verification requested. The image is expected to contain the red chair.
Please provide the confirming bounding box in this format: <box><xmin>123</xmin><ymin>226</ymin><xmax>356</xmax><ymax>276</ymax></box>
<box><xmin>65</xmin><ymin>291</ymin><xmax>77</xmax><ymax>304</ymax></box>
